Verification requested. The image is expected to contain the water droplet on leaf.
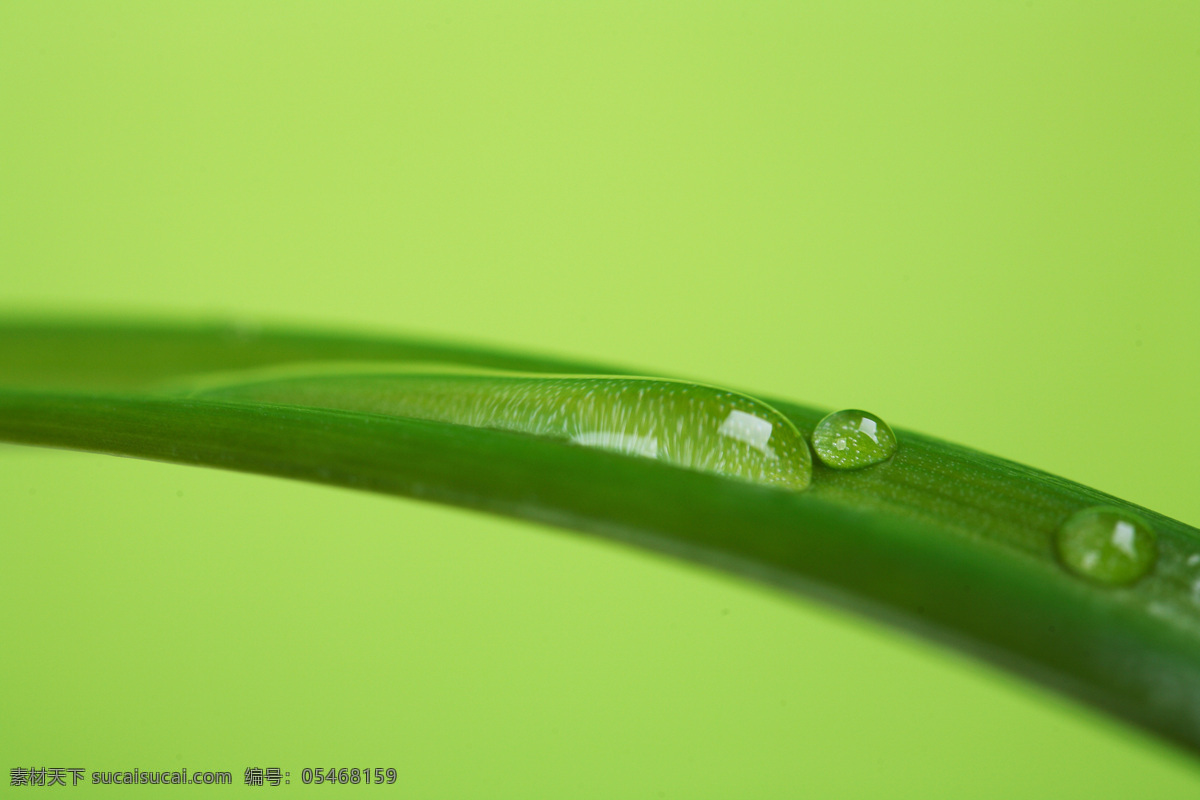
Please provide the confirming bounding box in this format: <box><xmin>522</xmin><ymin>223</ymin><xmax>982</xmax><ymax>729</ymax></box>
<box><xmin>1055</xmin><ymin>507</ymin><xmax>1156</xmax><ymax>585</ymax></box>
<box><xmin>811</xmin><ymin>409</ymin><xmax>897</xmax><ymax>469</ymax></box>
<box><xmin>197</xmin><ymin>370</ymin><xmax>813</xmax><ymax>491</ymax></box>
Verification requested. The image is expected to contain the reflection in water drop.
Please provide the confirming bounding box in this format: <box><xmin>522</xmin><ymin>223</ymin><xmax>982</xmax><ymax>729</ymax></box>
<box><xmin>1055</xmin><ymin>507</ymin><xmax>1156</xmax><ymax>586</ymax></box>
<box><xmin>196</xmin><ymin>371</ymin><xmax>813</xmax><ymax>491</ymax></box>
<box><xmin>811</xmin><ymin>409</ymin><xmax>897</xmax><ymax>470</ymax></box>
<box><xmin>717</xmin><ymin>409</ymin><xmax>777</xmax><ymax>457</ymax></box>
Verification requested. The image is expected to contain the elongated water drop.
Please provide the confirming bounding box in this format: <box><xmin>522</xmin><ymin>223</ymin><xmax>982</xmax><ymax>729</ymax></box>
<box><xmin>1055</xmin><ymin>507</ymin><xmax>1156</xmax><ymax>585</ymax></box>
<box><xmin>811</xmin><ymin>409</ymin><xmax>897</xmax><ymax>469</ymax></box>
<box><xmin>194</xmin><ymin>370</ymin><xmax>812</xmax><ymax>491</ymax></box>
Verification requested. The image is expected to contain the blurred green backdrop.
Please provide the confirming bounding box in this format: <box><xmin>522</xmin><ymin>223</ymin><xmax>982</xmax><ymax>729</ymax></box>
<box><xmin>1</xmin><ymin>2</ymin><xmax>1198</xmax><ymax>796</ymax></box>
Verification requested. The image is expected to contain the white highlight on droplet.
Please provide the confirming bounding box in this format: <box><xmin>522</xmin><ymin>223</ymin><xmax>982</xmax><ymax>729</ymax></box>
<box><xmin>1112</xmin><ymin>521</ymin><xmax>1137</xmax><ymax>557</ymax></box>
<box><xmin>858</xmin><ymin>416</ymin><xmax>879</xmax><ymax>443</ymax></box>
<box><xmin>571</xmin><ymin>431</ymin><xmax>659</xmax><ymax>459</ymax></box>
<box><xmin>717</xmin><ymin>409</ymin><xmax>776</xmax><ymax>458</ymax></box>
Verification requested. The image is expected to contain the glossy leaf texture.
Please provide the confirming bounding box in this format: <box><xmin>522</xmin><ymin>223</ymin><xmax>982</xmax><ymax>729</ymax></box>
<box><xmin>2</xmin><ymin>320</ymin><xmax>1200</xmax><ymax>756</ymax></box>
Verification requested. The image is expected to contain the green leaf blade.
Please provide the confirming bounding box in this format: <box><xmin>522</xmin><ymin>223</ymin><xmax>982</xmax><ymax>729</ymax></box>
<box><xmin>3</xmin><ymin>321</ymin><xmax>1200</xmax><ymax>756</ymax></box>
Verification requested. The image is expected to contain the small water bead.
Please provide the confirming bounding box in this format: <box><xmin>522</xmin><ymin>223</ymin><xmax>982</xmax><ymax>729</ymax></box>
<box><xmin>811</xmin><ymin>409</ymin><xmax>897</xmax><ymax>469</ymax></box>
<box><xmin>1055</xmin><ymin>507</ymin><xmax>1156</xmax><ymax>586</ymax></box>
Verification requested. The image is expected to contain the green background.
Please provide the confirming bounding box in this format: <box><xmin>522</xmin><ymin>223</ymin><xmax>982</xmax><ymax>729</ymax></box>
<box><xmin>2</xmin><ymin>2</ymin><xmax>1198</xmax><ymax>796</ymax></box>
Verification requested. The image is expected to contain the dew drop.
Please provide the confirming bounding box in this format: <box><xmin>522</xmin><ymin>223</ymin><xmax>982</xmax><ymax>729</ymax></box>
<box><xmin>810</xmin><ymin>409</ymin><xmax>897</xmax><ymax>469</ymax></box>
<box><xmin>193</xmin><ymin>369</ymin><xmax>813</xmax><ymax>492</ymax></box>
<box><xmin>1055</xmin><ymin>507</ymin><xmax>1156</xmax><ymax>586</ymax></box>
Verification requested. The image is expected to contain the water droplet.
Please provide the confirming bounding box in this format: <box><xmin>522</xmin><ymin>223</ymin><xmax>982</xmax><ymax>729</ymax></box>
<box><xmin>195</xmin><ymin>370</ymin><xmax>813</xmax><ymax>491</ymax></box>
<box><xmin>1055</xmin><ymin>507</ymin><xmax>1156</xmax><ymax>585</ymax></box>
<box><xmin>810</xmin><ymin>409</ymin><xmax>897</xmax><ymax>469</ymax></box>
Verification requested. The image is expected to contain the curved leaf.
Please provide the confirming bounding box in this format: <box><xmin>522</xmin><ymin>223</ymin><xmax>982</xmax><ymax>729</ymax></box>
<box><xmin>2</xmin><ymin>320</ymin><xmax>1199</xmax><ymax>756</ymax></box>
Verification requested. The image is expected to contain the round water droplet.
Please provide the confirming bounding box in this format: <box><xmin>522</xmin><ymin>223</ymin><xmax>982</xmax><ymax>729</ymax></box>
<box><xmin>810</xmin><ymin>409</ymin><xmax>897</xmax><ymax>469</ymax></box>
<box><xmin>1055</xmin><ymin>507</ymin><xmax>1156</xmax><ymax>586</ymax></box>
